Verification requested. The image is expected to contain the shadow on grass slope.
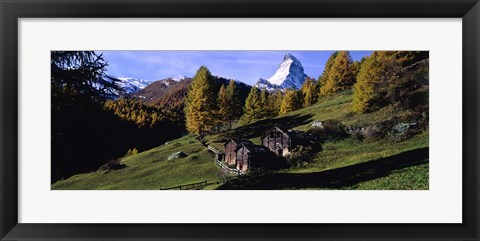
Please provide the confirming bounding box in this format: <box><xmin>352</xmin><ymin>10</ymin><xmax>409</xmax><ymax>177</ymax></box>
<box><xmin>217</xmin><ymin>147</ymin><xmax>429</xmax><ymax>190</ymax></box>
<box><xmin>214</xmin><ymin>113</ymin><xmax>314</xmax><ymax>143</ymax></box>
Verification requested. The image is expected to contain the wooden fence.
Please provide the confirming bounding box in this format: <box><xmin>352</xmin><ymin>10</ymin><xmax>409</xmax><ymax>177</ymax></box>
<box><xmin>208</xmin><ymin>145</ymin><xmax>244</xmax><ymax>176</ymax></box>
<box><xmin>159</xmin><ymin>145</ymin><xmax>243</xmax><ymax>190</ymax></box>
<box><xmin>207</xmin><ymin>145</ymin><xmax>221</xmax><ymax>154</ymax></box>
<box><xmin>160</xmin><ymin>180</ymin><xmax>218</xmax><ymax>190</ymax></box>
<box><xmin>216</xmin><ymin>159</ymin><xmax>244</xmax><ymax>175</ymax></box>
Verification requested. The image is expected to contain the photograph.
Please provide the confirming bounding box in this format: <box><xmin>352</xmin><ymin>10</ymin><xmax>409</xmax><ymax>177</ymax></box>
<box><xmin>51</xmin><ymin>50</ymin><xmax>429</xmax><ymax>190</ymax></box>
<box><xmin>3</xmin><ymin>0</ymin><xmax>477</xmax><ymax>239</ymax></box>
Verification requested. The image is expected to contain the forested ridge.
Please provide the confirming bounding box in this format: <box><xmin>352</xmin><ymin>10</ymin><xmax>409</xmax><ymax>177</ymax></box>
<box><xmin>51</xmin><ymin>52</ymin><xmax>182</xmax><ymax>182</ymax></box>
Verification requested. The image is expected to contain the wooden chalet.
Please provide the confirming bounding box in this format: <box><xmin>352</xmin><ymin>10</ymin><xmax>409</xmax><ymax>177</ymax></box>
<box><xmin>221</xmin><ymin>128</ymin><xmax>320</xmax><ymax>173</ymax></box>
<box><xmin>235</xmin><ymin>143</ymin><xmax>273</xmax><ymax>172</ymax></box>
<box><xmin>223</xmin><ymin>138</ymin><xmax>254</xmax><ymax>167</ymax></box>
<box><xmin>261</xmin><ymin>127</ymin><xmax>321</xmax><ymax>156</ymax></box>
<box><xmin>223</xmin><ymin>138</ymin><xmax>278</xmax><ymax>172</ymax></box>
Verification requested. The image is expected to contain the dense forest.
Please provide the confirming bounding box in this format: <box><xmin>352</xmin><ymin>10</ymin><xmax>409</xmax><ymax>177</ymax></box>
<box><xmin>51</xmin><ymin>52</ymin><xmax>183</xmax><ymax>182</ymax></box>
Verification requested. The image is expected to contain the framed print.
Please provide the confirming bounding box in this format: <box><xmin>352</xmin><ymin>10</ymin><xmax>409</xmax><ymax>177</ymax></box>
<box><xmin>1</xmin><ymin>0</ymin><xmax>479</xmax><ymax>240</ymax></box>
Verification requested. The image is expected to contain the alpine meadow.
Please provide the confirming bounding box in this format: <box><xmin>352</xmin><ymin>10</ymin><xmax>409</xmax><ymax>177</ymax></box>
<box><xmin>51</xmin><ymin>50</ymin><xmax>429</xmax><ymax>190</ymax></box>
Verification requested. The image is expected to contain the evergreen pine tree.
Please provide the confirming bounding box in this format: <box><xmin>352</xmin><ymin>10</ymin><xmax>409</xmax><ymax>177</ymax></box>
<box><xmin>51</xmin><ymin>51</ymin><xmax>118</xmax><ymax>111</ymax></box>
<box><xmin>184</xmin><ymin>66</ymin><xmax>218</xmax><ymax>136</ymax></box>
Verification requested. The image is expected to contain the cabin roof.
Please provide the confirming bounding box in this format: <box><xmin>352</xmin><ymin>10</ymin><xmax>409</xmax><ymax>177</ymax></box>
<box><xmin>223</xmin><ymin>138</ymin><xmax>253</xmax><ymax>147</ymax></box>
<box><xmin>287</xmin><ymin>130</ymin><xmax>316</xmax><ymax>145</ymax></box>
<box><xmin>262</xmin><ymin>127</ymin><xmax>320</xmax><ymax>146</ymax></box>
<box><xmin>261</xmin><ymin>126</ymin><xmax>288</xmax><ymax>139</ymax></box>
<box><xmin>238</xmin><ymin>143</ymin><xmax>270</xmax><ymax>153</ymax></box>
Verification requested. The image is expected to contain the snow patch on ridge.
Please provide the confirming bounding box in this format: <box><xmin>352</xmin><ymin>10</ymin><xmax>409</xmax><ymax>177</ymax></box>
<box><xmin>105</xmin><ymin>75</ymin><xmax>153</xmax><ymax>94</ymax></box>
<box><xmin>170</xmin><ymin>75</ymin><xmax>187</xmax><ymax>81</ymax></box>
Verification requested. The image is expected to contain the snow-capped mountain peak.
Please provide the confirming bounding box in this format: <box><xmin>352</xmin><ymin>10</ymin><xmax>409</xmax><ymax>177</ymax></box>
<box><xmin>283</xmin><ymin>53</ymin><xmax>299</xmax><ymax>62</ymax></box>
<box><xmin>255</xmin><ymin>53</ymin><xmax>307</xmax><ymax>90</ymax></box>
<box><xmin>105</xmin><ymin>75</ymin><xmax>153</xmax><ymax>95</ymax></box>
<box><xmin>170</xmin><ymin>74</ymin><xmax>187</xmax><ymax>82</ymax></box>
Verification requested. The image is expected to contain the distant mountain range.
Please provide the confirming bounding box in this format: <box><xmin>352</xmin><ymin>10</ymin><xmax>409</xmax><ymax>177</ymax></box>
<box><xmin>128</xmin><ymin>76</ymin><xmax>251</xmax><ymax>121</ymax></box>
<box><xmin>104</xmin><ymin>76</ymin><xmax>153</xmax><ymax>95</ymax></box>
<box><xmin>102</xmin><ymin>75</ymin><xmax>188</xmax><ymax>97</ymax></box>
<box><xmin>102</xmin><ymin>53</ymin><xmax>310</xmax><ymax>116</ymax></box>
<box><xmin>131</xmin><ymin>77</ymin><xmax>191</xmax><ymax>106</ymax></box>
<box><xmin>107</xmin><ymin>53</ymin><xmax>309</xmax><ymax>97</ymax></box>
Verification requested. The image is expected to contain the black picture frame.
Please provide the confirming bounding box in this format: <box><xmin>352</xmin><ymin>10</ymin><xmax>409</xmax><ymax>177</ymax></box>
<box><xmin>1</xmin><ymin>0</ymin><xmax>479</xmax><ymax>240</ymax></box>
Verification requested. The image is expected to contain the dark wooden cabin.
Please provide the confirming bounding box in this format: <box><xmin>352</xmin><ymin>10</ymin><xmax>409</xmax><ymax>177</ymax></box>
<box><xmin>261</xmin><ymin>127</ymin><xmax>292</xmax><ymax>156</ymax></box>
<box><xmin>223</xmin><ymin>138</ymin><xmax>253</xmax><ymax>167</ymax></box>
<box><xmin>235</xmin><ymin>143</ymin><xmax>272</xmax><ymax>172</ymax></box>
<box><xmin>262</xmin><ymin>127</ymin><xmax>321</xmax><ymax>156</ymax></box>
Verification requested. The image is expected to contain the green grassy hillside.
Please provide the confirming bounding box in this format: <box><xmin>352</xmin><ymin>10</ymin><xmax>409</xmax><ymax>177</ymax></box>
<box><xmin>52</xmin><ymin>136</ymin><xmax>218</xmax><ymax>190</ymax></box>
<box><xmin>52</xmin><ymin>90</ymin><xmax>428</xmax><ymax>190</ymax></box>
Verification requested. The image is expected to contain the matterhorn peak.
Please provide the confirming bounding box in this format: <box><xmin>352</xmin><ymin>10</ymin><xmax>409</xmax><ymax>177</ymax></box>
<box><xmin>283</xmin><ymin>53</ymin><xmax>298</xmax><ymax>61</ymax></box>
<box><xmin>255</xmin><ymin>53</ymin><xmax>308</xmax><ymax>90</ymax></box>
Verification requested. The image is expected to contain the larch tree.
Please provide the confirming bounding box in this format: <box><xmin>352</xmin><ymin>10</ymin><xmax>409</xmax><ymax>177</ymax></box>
<box><xmin>217</xmin><ymin>84</ymin><xmax>230</xmax><ymax>126</ymax></box>
<box><xmin>353</xmin><ymin>53</ymin><xmax>380</xmax><ymax>113</ymax></box>
<box><xmin>352</xmin><ymin>51</ymin><xmax>403</xmax><ymax>113</ymax></box>
<box><xmin>268</xmin><ymin>91</ymin><xmax>283</xmax><ymax>117</ymax></box>
<box><xmin>316</xmin><ymin>51</ymin><xmax>338</xmax><ymax>93</ymax></box>
<box><xmin>259</xmin><ymin>88</ymin><xmax>269</xmax><ymax>118</ymax></box>
<box><xmin>351</xmin><ymin>60</ymin><xmax>362</xmax><ymax>79</ymax></box>
<box><xmin>240</xmin><ymin>87</ymin><xmax>262</xmax><ymax>124</ymax></box>
<box><xmin>301</xmin><ymin>77</ymin><xmax>318</xmax><ymax>107</ymax></box>
<box><xmin>321</xmin><ymin>51</ymin><xmax>355</xmax><ymax>96</ymax></box>
<box><xmin>225</xmin><ymin>80</ymin><xmax>243</xmax><ymax>129</ymax></box>
<box><xmin>381</xmin><ymin>51</ymin><xmax>423</xmax><ymax>107</ymax></box>
<box><xmin>184</xmin><ymin>66</ymin><xmax>218</xmax><ymax>136</ymax></box>
<box><xmin>280</xmin><ymin>89</ymin><xmax>302</xmax><ymax>114</ymax></box>
<box><xmin>387</xmin><ymin>51</ymin><xmax>429</xmax><ymax>67</ymax></box>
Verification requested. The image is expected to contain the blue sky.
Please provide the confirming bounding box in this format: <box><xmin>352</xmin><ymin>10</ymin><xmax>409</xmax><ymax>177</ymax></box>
<box><xmin>99</xmin><ymin>50</ymin><xmax>372</xmax><ymax>85</ymax></box>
